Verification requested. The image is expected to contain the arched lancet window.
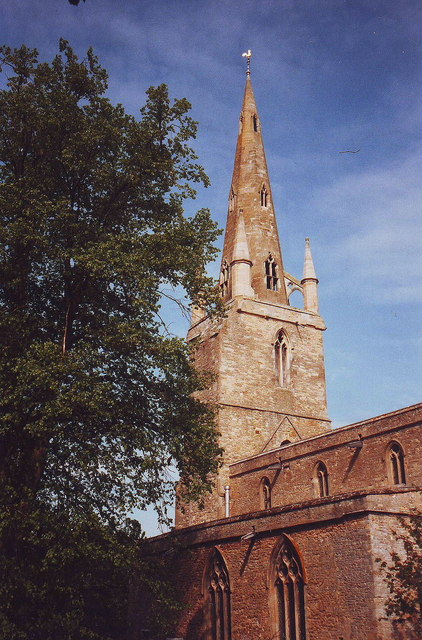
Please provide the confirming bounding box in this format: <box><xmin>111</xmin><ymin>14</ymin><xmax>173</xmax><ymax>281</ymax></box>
<box><xmin>253</xmin><ymin>113</ymin><xmax>258</xmax><ymax>132</ymax></box>
<box><xmin>207</xmin><ymin>550</ymin><xmax>232</xmax><ymax>640</ymax></box>
<box><xmin>271</xmin><ymin>537</ymin><xmax>306</xmax><ymax>640</ymax></box>
<box><xmin>260</xmin><ymin>477</ymin><xmax>272</xmax><ymax>510</ymax></box>
<box><xmin>275</xmin><ymin>331</ymin><xmax>289</xmax><ymax>387</ymax></box>
<box><xmin>229</xmin><ymin>187</ymin><xmax>235</xmax><ymax>212</ymax></box>
<box><xmin>387</xmin><ymin>442</ymin><xmax>406</xmax><ymax>485</ymax></box>
<box><xmin>265</xmin><ymin>254</ymin><xmax>278</xmax><ymax>291</ymax></box>
<box><xmin>219</xmin><ymin>260</ymin><xmax>230</xmax><ymax>297</ymax></box>
<box><xmin>260</xmin><ymin>185</ymin><xmax>268</xmax><ymax>207</ymax></box>
<box><xmin>314</xmin><ymin>462</ymin><xmax>329</xmax><ymax>497</ymax></box>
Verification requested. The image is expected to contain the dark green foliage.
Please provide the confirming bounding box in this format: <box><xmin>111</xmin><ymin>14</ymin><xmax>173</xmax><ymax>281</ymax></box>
<box><xmin>1</xmin><ymin>507</ymin><xmax>139</xmax><ymax>640</ymax></box>
<box><xmin>0</xmin><ymin>40</ymin><xmax>222</xmax><ymax>639</ymax></box>
<box><xmin>131</xmin><ymin>544</ymin><xmax>186</xmax><ymax>640</ymax></box>
<box><xmin>378</xmin><ymin>515</ymin><xmax>422</xmax><ymax>635</ymax></box>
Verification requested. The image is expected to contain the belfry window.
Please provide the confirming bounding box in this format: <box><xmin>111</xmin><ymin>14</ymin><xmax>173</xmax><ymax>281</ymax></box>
<box><xmin>261</xmin><ymin>477</ymin><xmax>272</xmax><ymax>510</ymax></box>
<box><xmin>388</xmin><ymin>442</ymin><xmax>406</xmax><ymax>485</ymax></box>
<box><xmin>208</xmin><ymin>550</ymin><xmax>232</xmax><ymax>640</ymax></box>
<box><xmin>219</xmin><ymin>260</ymin><xmax>230</xmax><ymax>297</ymax></box>
<box><xmin>315</xmin><ymin>462</ymin><xmax>329</xmax><ymax>497</ymax></box>
<box><xmin>261</xmin><ymin>185</ymin><xmax>268</xmax><ymax>207</ymax></box>
<box><xmin>275</xmin><ymin>331</ymin><xmax>289</xmax><ymax>387</ymax></box>
<box><xmin>272</xmin><ymin>537</ymin><xmax>306</xmax><ymax>640</ymax></box>
<box><xmin>265</xmin><ymin>254</ymin><xmax>278</xmax><ymax>291</ymax></box>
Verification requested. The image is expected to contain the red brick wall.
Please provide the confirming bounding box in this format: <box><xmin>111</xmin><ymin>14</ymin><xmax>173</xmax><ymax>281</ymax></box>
<box><xmin>138</xmin><ymin>502</ymin><xmax>422</xmax><ymax>640</ymax></box>
<box><xmin>230</xmin><ymin>405</ymin><xmax>422</xmax><ymax>517</ymax></box>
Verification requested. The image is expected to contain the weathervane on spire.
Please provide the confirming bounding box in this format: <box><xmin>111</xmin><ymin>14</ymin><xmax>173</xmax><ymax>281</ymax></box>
<box><xmin>242</xmin><ymin>49</ymin><xmax>252</xmax><ymax>75</ymax></box>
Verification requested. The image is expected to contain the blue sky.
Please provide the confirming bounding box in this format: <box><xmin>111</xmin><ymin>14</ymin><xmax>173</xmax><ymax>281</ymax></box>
<box><xmin>2</xmin><ymin>0</ymin><xmax>421</xmax><ymax>534</ymax></box>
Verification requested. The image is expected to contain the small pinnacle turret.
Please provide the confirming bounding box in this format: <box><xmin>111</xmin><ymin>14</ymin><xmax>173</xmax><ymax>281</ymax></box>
<box><xmin>232</xmin><ymin>210</ymin><xmax>251</xmax><ymax>262</ymax></box>
<box><xmin>231</xmin><ymin>210</ymin><xmax>254</xmax><ymax>298</ymax></box>
<box><xmin>301</xmin><ymin>237</ymin><xmax>319</xmax><ymax>313</ymax></box>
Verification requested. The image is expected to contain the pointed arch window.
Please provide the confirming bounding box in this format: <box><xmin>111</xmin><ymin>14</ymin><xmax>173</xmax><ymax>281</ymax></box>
<box><xmin>265</xmin><ymin>254</ymin><xmax>278</xmax><ymax>291</ymax></box>
<box><xmin>260</xmin><ymin>477</ymin><xmax>272</xmax><ymax>510</ymax></box>
<box><xmin>219</xmin><ymin>260</ymin><xmax>230</xmax><ymax>297</ymax></box>
<box><xmin>387</xmin><ymin>442</ymin><xmax>406</xmax><ymax>485</ymax></box>
<box><xmin>229</xmin><ymin>188</ymin><xmax>235</xmax><ymax>212</ymax></box>
<box><xmin>275</xmin><ymin>331</ymin><xmax>289</xmax><ymax>387</ymax></box>
<box><xmin>260</xmin><ymin>185</ymin><xmax>268</xmax><ymax>207</ymax></box>
<box><xmin>252</xmin><ymin>113</ymin><xmax>258</xmax><ymax>132</ymax></box>
<box><xmin>272</xmin><ymin>537</ymin><xmax>306</xmax><ymax>640</ymax></box>
<box><xmin>208</xmin><ymin>550</ymin><xmax>232</xmax><ymax>640</ymax></box>
<box><xmin>314</xmin><ymin>462</ymin><xmax>329</xmax><ymax>497</ymax></box>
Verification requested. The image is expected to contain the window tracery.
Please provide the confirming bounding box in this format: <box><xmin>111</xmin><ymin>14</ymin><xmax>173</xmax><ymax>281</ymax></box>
<box><xmin>387</xmin><ymin>442</ymin><xmax>406</xmax><ymax>485</ymax></box>
<box><xmin>265</xmin><ymin>254</ymin><xmax>278</xmax><ymax>291</ymax></box>
<box><xmin>208</xmin><ymin>550</ymin><xmax>232</xmax><ymax>640</ymax></box>
<box><xmin>272</xmin><ymin>537</ymin><xmax>306</xmax><ymax>640</ymax></box>
<box><xmin>275</xmin><ymin>331</ymin><xmax>289</xmax><ymax>387</ymax></box>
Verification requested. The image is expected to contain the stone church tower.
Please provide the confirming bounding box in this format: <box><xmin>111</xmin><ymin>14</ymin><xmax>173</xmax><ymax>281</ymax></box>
<box><xmin>176</xmin><ymin>58</ymin><xmax>331</xmax><ymax>527</ymax></box>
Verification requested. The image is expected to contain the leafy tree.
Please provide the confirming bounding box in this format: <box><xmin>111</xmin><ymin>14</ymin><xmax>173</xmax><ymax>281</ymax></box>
<box><xmin>0</xmin><ymin>40</ymin><xmax>221</xmax><ymax>639</ymax></box>
<box><xmin>379</xmin><ymin>515</ymin><xmax>422</xmax><ymax>637</ymax></box>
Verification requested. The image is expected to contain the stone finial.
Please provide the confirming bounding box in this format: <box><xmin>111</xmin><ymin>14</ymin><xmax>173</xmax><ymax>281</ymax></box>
<box><xmin>303</xmin><ymin>237</ymin><xmax>317</xmax><ymax>280</ymax></box>
<box><xmin>302</xmin><ymin>237</ymin><xmax>319</xmax><ymax>313</ymax></box>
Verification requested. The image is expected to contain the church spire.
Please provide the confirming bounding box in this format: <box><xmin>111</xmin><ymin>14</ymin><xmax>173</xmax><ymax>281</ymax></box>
<box><xmin>220</xmin><ymin>53</ymin><xmax>288</xmax><ymax>303</ymax></box>
<box><xmin>180</xmin><ymin>57</ymin><xmax>331</xmax><ymax>529</ymax></box>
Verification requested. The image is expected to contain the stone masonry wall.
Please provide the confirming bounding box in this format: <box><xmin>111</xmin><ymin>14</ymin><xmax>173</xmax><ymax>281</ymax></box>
<box><xmin>369</xmin><ymin>509</ymin><xmax>422</xmax><ymax>640</ymax></box>
<box><xmin>177</xmin><ymin>295</ymin><xmax>331</xmax><ymax>527</ymax></box>
<box><xmin>218</xmin><ymin>298</ymin><xmax>329</xmax><ymax>424</ymax></box>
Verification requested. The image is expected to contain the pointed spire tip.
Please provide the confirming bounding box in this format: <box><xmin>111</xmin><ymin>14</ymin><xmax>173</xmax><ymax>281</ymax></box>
<box><xmin>242</xmin><ymin>49</ymin><xmax>252</xmax><ymax>75</ymax></box>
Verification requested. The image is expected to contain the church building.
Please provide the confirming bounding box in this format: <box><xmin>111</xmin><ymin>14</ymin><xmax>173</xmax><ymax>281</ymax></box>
<box><xmin>138</xmin><ymin>53</ymin><xmax>422</xmax><ymax>640</ymax></box>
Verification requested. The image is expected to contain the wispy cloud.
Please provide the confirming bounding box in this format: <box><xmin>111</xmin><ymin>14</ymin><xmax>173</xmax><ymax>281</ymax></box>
<box><xmin>315</xmin><ymin>153</ymin><xmax>422</xmax><ymax>303</ymax></box>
